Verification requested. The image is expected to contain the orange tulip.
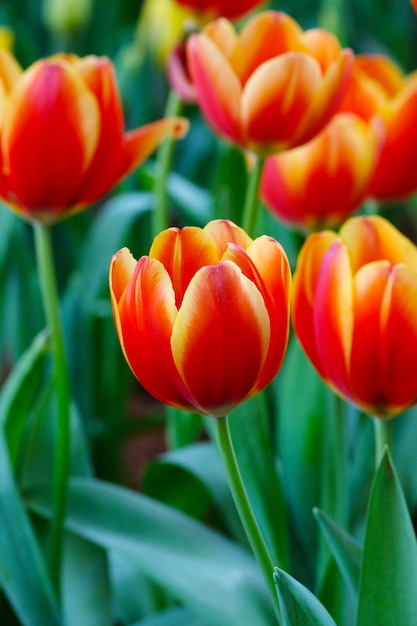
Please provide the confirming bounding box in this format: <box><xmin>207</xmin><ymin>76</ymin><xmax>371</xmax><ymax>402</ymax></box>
<box><xmin>339</xmin><ymin>54</ymin><xmax>417</xmax><ymax>200</ymax></box>
<box><xmin>110</xmin><ymin>219</ymin><xmax>291</xmax><ymax>417</ymax></box>
<box><xmin>186</xmin><ymin>11</ymin><xmax>353</xmax><ymax>156</ymax></box>
<box><xmin>260</xmin><ymin>112</ymin><xmax>383</xmax><ymax>232</ymax></box>
<box><xmin>292</xmin><ymin>215</ymin><xmax>417</xmax><ymax>419</ymax></box>
<box><xmin>175</xmin><ymin>0</ymin><xmax>264</xmax><ymax>20</ymax></box>
<box><xmin>0</xmin><ymin>54</ymin><xmax>188</xmax><ymax>223</ymax></box>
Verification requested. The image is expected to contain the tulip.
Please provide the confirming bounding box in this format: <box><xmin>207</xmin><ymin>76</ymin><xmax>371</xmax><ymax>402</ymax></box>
<box><xmin>261</xmin><ymin>112</ymin><xmax>382</xmax><ymax>232</ymax></box>
<box><xmin>175</xmin><ymin>0</ymin><xmax>264</xmax><ymax>20</ymax></box>
<box><xmin>0</xmin><ymin>54</ymin><xmax>188</xmax><ymax>223</ymax></box>
<box><xmin>292</xmin><ymin>215</ymin><xmax>417</xmax><ymax>419</ymax></box>
<box><xmin>339</xmin><ymin>54</ymin><xmax>417</xmax><ymax>199</ymax></box>
<box><xmin>186</xmin><ymin>11</ymin><xmax>353</xmax><ymax>156</ymax></box>
<box><xmin>110</xmin><ymin>219</ymin><xmax>291</xmax><ymax>417</ymax></box>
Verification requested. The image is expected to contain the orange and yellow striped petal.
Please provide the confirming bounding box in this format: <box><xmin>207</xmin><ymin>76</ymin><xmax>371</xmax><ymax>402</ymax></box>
<box><xmin>2</xmin><ymin>59</ymin><xmax>100</xmax><ymax>212</ymax></box>
<box><xmin>171</xmin><ymin>261</ymin><xmax>270</xmax><ymax>416</ymax></box>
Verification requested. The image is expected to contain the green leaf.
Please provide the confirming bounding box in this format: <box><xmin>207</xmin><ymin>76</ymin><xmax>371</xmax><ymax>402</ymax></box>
<box><xmin>0</xmin><ymin>330</ymin><xmax>49</xmax><ymax>467</ymax></box>
<box><xmin>356</xmin><ymin>448</ymin><xmax>417</xmax><ymax>626</ymax></box>
<box><xmin>132</xmin><ymin>606</ymin><xmax>207</xmax><ymax>625</ymax></box>
<box><xmin>274</xmin><ymin>568</ymin><xmax>337</xmax><ymax>626</ymax></box>
<box><xmin>63</xmin><ymin>532</ymin><xmax>112</xmax><ymax>626</ymax></box>
<box><xmin>28</xmin><ymin>478</ymin><xmax>275</xmax><ymax>626</ymax></box>
<box><xmin>313</xmin><ymin>508</ymin><xmax>362</xmax><ymax>595</ymax></box>
<box><xmin>0</xmin><ymin>431</ymin><xmax>60</xmax><ymax>626</ymax></box>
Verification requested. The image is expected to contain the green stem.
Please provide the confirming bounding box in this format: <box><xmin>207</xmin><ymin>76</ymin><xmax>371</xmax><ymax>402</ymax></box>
<box><xmin>152</xmin><ymin>90</ymin><xmax>183</xmax><ymax>238</ymax></box>
<box><xmin>373</xmin><ymin>417</ymin><xmax>392</xmax><ymax>468</ymax></box>
<box><xmin>34</xmin><ymin>222</ymin><xmax>71</xmax><ymax>599</ymax></box>
<box><xmin>241</xmin><ymin>155</ymin><xmax>265</xmax><ymax>238</ymax></box>
<box><xmin>213</xmin><ymin>415</ymin><xmax>281</xmax><ymax>622</ymax></box>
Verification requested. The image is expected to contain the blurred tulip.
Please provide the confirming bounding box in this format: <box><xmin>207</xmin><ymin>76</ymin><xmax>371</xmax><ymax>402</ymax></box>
<box><xmin>175</xmin><ymin>0</ymin><xmax>264</xmax><ymax>20</ymax></box>
<box><xmin>339</xmin><ymin>54</ymin><xmax>417</xmax><ymax>199</ymax></box>
<box><xmin>411</xmin><ymin>0</ymin><xmax>417</xmax><ymax>13</ymax></box>
<box><xmin>292</xmin><ymin>215</ymin><xmax>417</xmax><ymax>419</ymax></box>
<box><xmin>110</xmin><ymin>219</ymin><xmax>291</xmax><ymax>417</ymax></box>
<box><xmin>0</xmin><ymin>54</ymin><xmax>188</xmax><ymax>223</ymax></box>
<box><xmin>0</xmin><ymin>27</ymin><xmax>14</xmax><ymax>52</ymax></box>
<box><xmin>187</xmin><ymin>11</ymin><xmax>353</xmax><ymax>156</ymax></box>
<box><xmin>261</xmin><ymin>113</ymin><xmax>383</xmax><ymax>232</ymax></box>
<box><xmin>42</xmin><ymin>0</ymin><xmax>93</xmax><ymax>34</ymax></box>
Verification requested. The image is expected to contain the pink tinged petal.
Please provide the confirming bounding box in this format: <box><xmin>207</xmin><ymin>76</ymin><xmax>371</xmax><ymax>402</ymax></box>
<box><xmin>313</xmin><ymin>241</ymin><xmax>354</xmax><ymax>400</ymax></box>
<box><xmin>78</xmin><ymin>116</ymin><xmax>189</xmax><ymax>204</ymax></box>
<box><xmin>116</xmin><ymin>256</ymin><xmax>198</xmax><ymax>411</ymax></box>
<box><xmin>171</xmin><ymin>261</ymin><xmax>270</xmax><ymax>417</ymax></box>
<box><xmin>187</xmin><ymin>33</ymin><xmax>243</xmax><ymax>145</ymax></box>
<box><xmin>340</xmin><ymin>215</ymin><xmax>417</xmax><ymax>274</ymax></box>
<box><xmin>2</xmin><ymin>59</ymin><xmax>100</xmax><ymax>214</ymax></box>
<box><xmin>241</xmin><ymin>52</ymin><xmax>323</xmax><ymax>155</ymax></box>
<box><xmin>292</xmin><ymin>230</ymin><xmax>339</xmax><ymax>381</ymax></box>
<box><xmin>204</xmin><ymin>219</ymin><xmax>253</xmax><ymax>257</ymax></box>
<box><xmin>149</xmin><ymin>226</ymin><xmax>219</xmax><ymax>307</ymax></box>
<box><xmin>350</xmin><ymin>263</ymin><xmax>417</xmax><ymax>417</ymax></box>
<box><xmin>167</xmin><ymin>42</ymin><xmax>197</xmax><ymax>104</ymax></box>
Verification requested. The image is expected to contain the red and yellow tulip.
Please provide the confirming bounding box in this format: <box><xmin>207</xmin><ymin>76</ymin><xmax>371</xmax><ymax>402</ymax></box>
<box><xmin>175</xmin><ymin>0</ymin><xmax>264</xmax><ymax>20</ymax></box>
<box><xmin>0</xmin><ymin>54</ymin><xmax>188</xmax><ymax>223</ymax></box>
<box><xmin>292</xmin><ymin>215</ymin><xmax>417</xmax><ymax>419</ymax></box>
<box><xmin>186</xmin><ymin>11</ymin><xmax>353</xmax><ymax>156</ymax></box>
<box><xmin>339</xmin><ymin>54</ymin><xmax>417</xmax><ymax>199</ymax></box>
<box><xmin>261</xmin><ymin>112</ymin><xmax>382</xmax><ymax>232</ymax></box>
<box><xmin>110</xmin><ymin>219</ymin><xmax>291</xmax><ymax>417</ymax></box>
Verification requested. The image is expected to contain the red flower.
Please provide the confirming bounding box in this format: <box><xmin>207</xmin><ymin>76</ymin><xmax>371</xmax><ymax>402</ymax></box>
<box><xmin>292</xmin><ymin>215</ymin><xmax>417</xmax><ymax>419</ymax></box>
<box><xmin>175</xmin><ymin>0</ymin><xmax>263</xmax><ymax>20</ymax></box>
<box><xmin>0</xmin><ymin>54</ymin><xmax>188</xmax><ymax>223</ymax></box>
<box><xmin>187</xmin><ymin>11</ymin><xmax>353</xmax><ymax>156</ymax></box>
<box><xmin>110</xmin><ymin>220</ymin><xmax>291</xmax><ymax>417</ymax></box>
<box><xmin>261</xmin><ymin>113</ymin><xmax>382</xmax><ymax>232</ymax></box>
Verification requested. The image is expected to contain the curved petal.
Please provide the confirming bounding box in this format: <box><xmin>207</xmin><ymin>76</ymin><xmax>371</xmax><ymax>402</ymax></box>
<box><xmin>78</xmin><ymin>116</ymin><xmax>189</xmax><ymax>204</ymax></box>
<box><xmin>350</xmin><ymin>262</ymin><xmax>417</xmax><ymax>417</ymax></box>
<box><xmin>302</xmin><ymin>28</ymin><xmax>342</xmax><ymax>73</ymax></box>
<box><xmin>340</xmin><ymin>215</ymin><xmax>417</xmax><ymax>274</ymax></box>
<box><xmin>187</xmin><ymin>33</ymin><xmax>242</xmax><ymax>145</ymax></box>
<box><xmin>313</xmin><ymin>240</ymin><xmax>354</xmax><ymax>399</ymax></box>
<box><xmin>115</xmin><ymin>255</ymin><xmax>198</xmax><ymax>411</ymax></box>
<box><xmin>149</xmin><ymin>225</ymin><xmax>219</xmax><ymax>306</ymax></box>
<box><xmin>232</xmin><ymin>11</ymin><xmax>305</xmax><ymax>86</ymax></box>
<box><xmin>204</xmin><ymin>218</ymin><xmax>253</xmax><ymax>257</ymax></box>
<box><xmin>2</xmin><ymin>58</ymin><xmax>100</xmax><ymax>214</ymax></box>
<box><xmin>171</xmin><ymin>261</ymin><xmax>270</xmax><ymax>416</ymax></box>
<box><xmin>355</xmin><ymin>54</ymin><xmax>404</xmax><ymax>98</ymax></box>
<box><xmin>241</xmin><ymin>52</ymin><xmax>323</xmax><ymax>155</ymax></box>
<box><xmin>0</xmin><ymin>48</ymin><xmax>22</xmax><ymax>97</ymax></box>
<box><xmin>293</xmin><ymin>48</ymin><xmax>354</xmax><ymax>147</ymax></box>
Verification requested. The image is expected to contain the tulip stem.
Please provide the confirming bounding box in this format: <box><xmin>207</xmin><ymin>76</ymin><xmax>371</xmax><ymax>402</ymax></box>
<box><xmin>373</xmin><ymin>417</ymin><xmax>391</xmax><ymax>468</ymax></box>
<box><xmin>241</xmin><ymin>155</ymin><xmax>265</xmax><ymax>238</ymax></box>
<box><xmin>34</xmin><ymin>222</ymin><xmax>71</xmax><ymax>600</ymax></box>
<box><xmin>213</xmin><ymin>415</ymin><xmax>281</xmax><ymax>623</ymax></box>
<box><xmin>153</xmin><ymin>89</ymin><xmax>183</xmax><ymax>237</ymax></box>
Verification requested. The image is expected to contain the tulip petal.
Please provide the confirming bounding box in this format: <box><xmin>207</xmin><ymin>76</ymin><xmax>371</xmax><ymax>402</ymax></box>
<box><xmin>340</xmin><ymin>215</ymin><xmax>417</xmax><ymax>274</ymax></box>
<box><xmin>241</xmin><ymin>53</ymin><xmax>323</xmax><ymax>155</ymax></box>
<box><xmin>78</xmin><ymin>116</ymin><xmax>189</xmax><ymax>204</ymax></box>
<box><xmin>112</xmin><ymin>254</ymin><xmax>197</xmax><ymax>411</ymax></box>
<box><xmin>187</xmin><ymin>33</ymin><xmax>242</xmax><ymax>145</ymax></box>
<box><xmin>171</xmin><ymin>261</ymin><xmax>270</xmax><ymax>416</ymax></box>
<box><xmin>232</xmin><ymin>11</ymin><xmax>304</xmax><ymax>85</ymax></box>
<box><xmin>2</xmin><ymin>59</ymin><xmax>100</xmax><ymax>213</ymax></box>
<box><xmin>312</xmin><ymin>240</ymin><xmax>354</xmax><ymax>398</ymax></box>
<box><xmin>149</xmin><ymin>226</ymin><xmax>219</xmax><ymax>307</ymax></box>
<box><xmin>204</xmin><ymin>218</ymin><xmax>253</xmax><ymax>257</ymax></box>
<box><xmin>350</xmin><ymin>262</ymin><xmax>417</xmax><ymax>417</ymax></box>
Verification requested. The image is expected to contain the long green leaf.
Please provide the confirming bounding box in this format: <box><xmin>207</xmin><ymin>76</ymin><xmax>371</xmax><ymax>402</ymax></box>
<box><xmin>0</xmin><ymin>431</ymin><xmax>60</xmax><ymax>626</ymax></box>
<box><xmin>0</xmin><ymin>330</ymin><xmax>49</xmax><ymax>467</ymax></box>
<box><xmin>356</xmin><ymin>448</ymin><xmax>417</xmax><ymax>626</ymax></box>
<box><xmin>274</xmin><ymin>568</ymin><xmax>337</xmax><ymax>626</ymax></box>
<box><xmin>28</xmin><ymin>478</ymin><xmax>276</xmax><ymax>626</ymax></box>
<box><xmin>313</xmin><ymin>508</ymin><xmax>362</xmax><ymax>595</ymax></box>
